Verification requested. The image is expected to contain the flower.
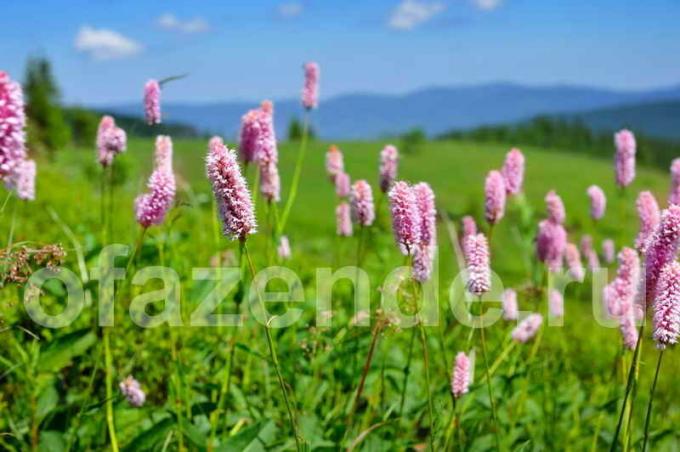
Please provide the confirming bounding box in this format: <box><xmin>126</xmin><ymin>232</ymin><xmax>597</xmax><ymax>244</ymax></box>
<box><xmin>635</xmin><ymin>191</ymin><xmax>660</xmax><ymax>252</ymax></box>
<box><xmin>389</xmin><ymin>181</ymin><xmax>420</xmax><ymax>254</ymax></box>
<box><xmin>206</xmin><ymin>137</ymin><xmax>257</xmax><ymax>240</ymax></box>
<box><xmin>278</xmin><ymin>235</ymin><xmax>291</xmax><ymax>260</ymax></box>
<box><xmin>96</xmin><ymin>115</ymin><xmax>127</xmax><ymax>167</ymax></box>
<box><xmin>326</xmin><ymin>145</ymin><xmax>344</xmax><ymax>181</ymax></box>
<box><xmin>653</xmin><ymin>262</ymin><xmax>680</xmax><ymax>349</ymax></box>
<box><xmin>135</xmin><ymin>168</ymin><xmax>176</xmax><ymax>228</ymax></box>
<box><xmin>501</xmin><ymin>148</ymin><xmax>524</xmax><ymax>195</ymax></box>
<box><xmin>336</xmin><ymin>202</ymin><xmax>352</xmax><ymax>237</ymax></box>
<box><xmin>604</xmin><ymin>247</ymin><xmax>641</xmax><ymax>349</ymax></box>
<box><xmin>350</xmin><ymin>180</ymin><xmax>375</xmax><ymax>227</ymax></box>
<box><xmin>8</xmin><ymin>159</ymin><xmax>36</xmax><ymax>201</ymax></box>
<box><xmin>119</xmin><ymin>376</ymin><xmax>145</xmax><ymax>407</ymax></box>
<box><xmin>669</xmin><ymin>159</ymin><xmax>680</xmax><ymax>205</ymax></box>
<box><xmin>587</xmin><ymin>249</ymin><xmax>600</xmax><ymax>271</ymax></box>
<box><xmin>239</xmin><ymin>108</ymin><xmax>263</xmax><ymax>164</ymax></box>
<box><xmin>565</xmin><ymin>243</ymin><xmax>584</xmax><ymax>281</ymax></box>
<box><xmin>413</xmin><ymin>244</ymin><xmax>434</xmax><ymax>283</ymax></box>
<box><xmin>379</xmin><ymin>144</ymin><xmax>399</xmax><ymax>193</ymax></box>
<box><xmin>414</xmin><ymin>183</ymin><xmax>436</xmax><ymax>247</ymax></box>
<box><xmin>255</xmin><ymin>101</ymin><xmax>280</xmax><ymax>202</ymax></box>
<box><xmin>644</xmin><ymin>205</ymin><xmax>680</xmax><ymax>303</ymax></box>
<box><xmin>154</xmin><ymin>135</ymin><xmax>173</xmax><ymax>173</ymax></box>
<box><xmin>464</xmin><ymin>233</ymin><xmax>490</xmax><ymax>296</ymax></box>
<box><xmin>549</xmin><ymin>289</ymin><xmax>564</xmax><ymax>318</ymax></box>
<box><xmin>536</xmin><ymin>219</ymin><xmax>567</xmax><ymax>272</ymax></box>
<box><xmin>0</xmin><ymin>71</ymin><xmax>27</xmax><ymax>181</ymax></box>
<box><xmin>335</xmin><ymin>172</ymin><xmax>350</xmax><ymax>198</ymax></box>
<box><xmin>451</xmin><ymin>352</ymin><xmax>472</xmax><ymax>399</ymax></box>
<box><xmin>602</xmin><ymin>239</ymin><xmax>615</xmax><ymax>264</ymax></box>
<box><xmin>502</xmin><ymin>288</ymin><xmax>518</xmax><ymax>321</ymax></box>
<box><xmin>302</xmin><ymin>62</ymin><xmax>320</xmax><ymax>110</ymax></box>
<box><xmin>580</xmin><ymin>234</ymin><xmax>593</xmax><ymax>256</ymax></box>
<box><xmin>511</xmin><ymin>314</ymin><xmax>543</xmax><ymax>343</ymax></box>
<box><xmin>461</xmin><ymin>216</ymin><xmax>477</xmax><ymax>238</ymax></box>
<box><xmin>587</xmin><ymin>185</ymin><xmax>606</xmax><ymax>220</ymax></box>
<box><xmin>545</xmin><ymin>190</ymin><xmax>565</xmax><ymax>225</ymax></box>
<box><xmin>484</xmin><ymin>170</ymin><xmax>506</xmax><ymax>225</ymax></box>
<box><xmin>144</xmin><ymin>79</ymin><xmax>161</xmax><ymax>125</ymax></box>
<box><xmin>614</xmin><ymin>129</ymin><xmax>636</xmax><ymax>188</ymax></box>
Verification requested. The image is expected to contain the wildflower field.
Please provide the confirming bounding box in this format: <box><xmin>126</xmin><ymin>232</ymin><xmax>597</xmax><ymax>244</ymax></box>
<box><xmin>2</xmin><ymin>68</ymin><xmax>680</xmax><ymax>452</ymax></box>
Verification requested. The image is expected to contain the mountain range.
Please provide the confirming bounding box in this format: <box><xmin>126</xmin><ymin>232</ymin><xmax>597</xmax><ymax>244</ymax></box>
<box><xmin>98</xmin><ymin>82</ymin><xmax>680</xmax><ymax>140</ymax></box>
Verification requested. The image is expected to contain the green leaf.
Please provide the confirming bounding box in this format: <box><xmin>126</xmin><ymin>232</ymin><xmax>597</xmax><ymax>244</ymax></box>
<box><xmin>122</xmin><ymin>418</ymin><xmax>174</xmax><ymax>452</ymax></box>
<box><xmin>180</xmin><ymin>418</ymin><xmax>207</xmax><ymax>449</ymax></box>
<box><xmin>38</xmin><ymin>328</ymin><xmax>96</xmax><ymax>372</ymax></box>
<box><xmin>216</xmin><ymin>419</ymin><xmax>276</xmax><ymax>451</ymax></box>
<box><xmin>39</xmin><ymin>430</ymin><xmax>65</xmax><ymax>452</ymax></box>
<box><xmin>36</xmin><ymin>384</ymin><xmax>59</xmax><ymax>422</ymax></box>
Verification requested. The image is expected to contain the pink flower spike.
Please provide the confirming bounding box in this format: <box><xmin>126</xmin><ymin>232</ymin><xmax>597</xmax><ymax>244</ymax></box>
<box><xmin>336</xmin><ymin>202</ymin><xmax>352</xmax><ymax>237</ymax></box>
<box><xmin>635</xmin><ymin>191</ymin><xmax>660</xmax><ymax>252</ymax></box>
<box><xmin>669</xmin><ymin>159</ymin><xmax>680</xmax><ymax>205</ymax></box>
<box><xmin>602</xmin><ymin>239</ymin><xmax>615</xmax><ymax>264</ymax></box>
<box><xmin>255</xmin><ymin>100</ymin><xmax>280</xmax><ymax>203</ymax></box>
<box><xmin>239</xmin><ymin>108</ymin><xmax>262</xmax><ymax>164</ymax></box>
<box><xmin>644</xmin><ymin>205</ymin><xmax>680</xmax><ymax>303</ymax></box>
<box><xmin>350</xmin><ymin>180</ymin><xmax>375</xmax><ymax>227</ymax></box>
<box><xmin>565</xmin><ymin>243</ymin><xmax>584</xmax><ymax>282</ymax></box>
<box><xmin>389</xmin><ymin>181</ymin><xmax>420</xmax><ymax>254</ymax></box>
<box><xmin>135</xmin><ymin>168</ymin><xmax>176</xmax><ymax>228</ymax></box>
<box><xmin>206</xmin><ymin>137</ymin><xmax>257</xmax><ymax>240</ymax></box>
<box><xmin>501</xmin><ymin>148</ymin><xmax>525</xmax><ymax>195</ymax></box>
<box><xmin>549</xmin><ymin>289</ymin><xmax>564</xmax><ymax>318</ymax></box>
<box><xmin>277</xmin><ymin>235</ymin><xmax>291</xmax><ymax>260</ymax></box>
<box><xmin>587</xmin><ymin>185</ymin><xmax>606</xmax><ymax>220</ymax></box>
<box><xmin>119</xmin><ymin>376</ymin><xmax>145</xmax><ymax>407</ymax></box>
<box><xmin>413</xmin><ymin>244</ymin><xmax>435</xmax><ymax>283</ymax></box>
<box><xmin>96</xmin><ymin>115</ymin><xmax>127</xmax><ymax>167</ymax></box>
<box><xmin>484</xmin><ymin>170</ymin><xmax>506</xmax><ymax>225</ymax></box>
<box><xmin>536</xmin><ymin>220</ymin><xmax>567</xmax><ymax>272</ymax></box>
<box><xmin>653</xmin><ymin>262</ymin><xmax>680</xmax><ymax>349</ymax></box>
<box><xmin>462</xmin><ymin>216</ymin><xmax>477</xmax><ymax>238</ymax></box>
<box><xmin>154</xmin><ymin>135</ymin><xmax>173</xmax><ymax>173</ymax></box>
<box><xmin>9</xmin><ymin>159</ymin><xmax>36</xmax><ymax>201</ymax></box>
<box><xmin>545</xmin><ymin>190</ymin><xmax>565</xmax><ymax>225</ymax></box>
<box><xmin>144</xmin><ymin>79</ymin><xmax>161</xmax><ymax>125</ymax></box>
<box><xmin>511</xmin><ymin>313</ymin><xmax>543</xmax><ymax>343</ymax></box>
<box><xmin>614</xmin><ymin>129</ymin><xmax>636</xmax><ymax>188</ymax></box>
<box><xmin>335</xmin><ymin>172</ymin><xmax>350</xmax><ymax>198</ymax></box>
<box><xmin>451</xmin><ymin>352</ymin><xmax>472</xmax><ymax>399</ymax></box>
<box><xmin>587</xmin><ymin>250</ymin><xmax>600</xmax><ymax>271</ymax></box>
<box><xmin>580</xmin><ymin>234</ymin><xmax>593</xmax><ymax>256</ymax></box>
<box><xmin>413</xmin><ymin>182</ymin><xmax>436</xmax><ymax>247</ymax></box>
<box><xmin>604</xmin><ymin>247</ymin><xmax>640</xmax><ymax>349</ymax></box>
<box><xmin>502</xmin><ymin>289</ymin><xmax>518</xmax><ymax>321</ymax></box>
<box><xmin>326</xmin><ymin>145</ymin><xmax>344</xmax><ymax>182</ymax></box>
<box><xmin>464</xmin><ymin>233</ymin><xmax>490</xmax><ymax>296</ymax></box>
<box><xmin>0</xmin><ymin>71</ymin><xmax>27</xmax><ymax>181</ymax></box>
<box><xmin>302</xmin><ymin>62</ymin><xmax>320</xmax><ymax>110</ymax></box>
<box><xmin>379</xmin><ymin>144</ymin><xmax>399</xmax><ymax>193</ymax></box>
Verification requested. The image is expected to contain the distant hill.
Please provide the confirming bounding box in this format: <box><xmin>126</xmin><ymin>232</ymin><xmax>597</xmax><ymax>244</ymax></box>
<box><xmin>98</xmin><ymin>82</ymin><xmax>680</xmax><ymax>140</ymax></box>
<box><xmin>565</xmin><ymin>100</ymin><xmax>680</xmax><ymax>141</ymax></box>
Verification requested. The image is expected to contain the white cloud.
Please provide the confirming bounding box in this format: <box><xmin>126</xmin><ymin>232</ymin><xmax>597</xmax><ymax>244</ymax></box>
<box><xmin>278</xmin><ymin>2</ymin><xmax>303</xmax><ymax>18</ymax></box>
<box><xmin>388</xmin><ymin>0</ymin><xmax>446</xmax><ymax>30</ymax></box>
<box><xmin>75</xmin><ymin>26</ymin><xmax>142</xmax><ymax>60</ymax></box>
<box><xmin>472</xmin><ymin>0</ymin><xmax>503</xmax><ymax>11</ymax></box>
<box><xmin>157</xmin><ymin>13</ymin><xmax>210</xmax><ymax>33</ymax></box>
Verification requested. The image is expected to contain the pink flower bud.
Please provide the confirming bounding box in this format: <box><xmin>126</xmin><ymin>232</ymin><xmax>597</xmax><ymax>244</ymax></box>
<box><xmin>614</xmin><ymin>129</ymin><xmax>636</xmax><ymax>188</ymax></box>
<box><xmin>301</xmin><ymin>62</ymin><xmax>319</xmax><ymax>110</ymax></box>
<box><xmin>644</xmin><ymin>205</ymin><xmax>680</xmax><ymax>303</ymax></box>
<box><xmin>144</xmin><ymin>79</ymin><xmax>161</xmax><ymax>125</ymax></box>
<box><xmin>602</xmin><ymin>239</ymin><xmax>615</xmax><ymax>264</ymax></box>
<box><xmin>389</xmin><ymin>181</ymin><xmax>420</xmax><ymax>254</ymax></box>
<box><xmin>451</xmin><ymin>352</ymin><xmax>472</xmax><ymax>399</ymax></box>
<box><xmin>511</xmin><ymin>314</ymin><xmax>543</xmax><ymax>343</ymax></box>
<box><xmin>565</xmin><ymin>243</ymin><xmax>584</xmax><ymax>281</ymax></box>
<box><xmin>350</xmin><ymin>180</ymin><xmax>375</xmax><ymax>227</ymax></box>
<box><xmin>501</xmin><ymin>148</ymin><xmax>524</xmax><ymax>195</ymax></box>
<box><xmin>545</xmin><ymin>190</ymin><xmax>565</xmax><ymax>225</ymax></box>
<box><xmin>462</xmin><ymin>215</ymin><xmax>477</xmax><ymax>238</ymax></box>
<box><xmin>120</xmin><ymin>375</ymin><xmax>145</xmax><ymax>407</ymax></box>
<box><xmin>326</xmin><ymin>145</ymin><xmax>344</xmax><ymax>182</ymax></box>
<box><xmin>484</xmin><ymin>170</ymin><xmax>506</xmax><ymax>225</ymax></box>
<box><xmin>379</xmin><ymin>144</ymin><xmax>398</xmax><ymax>193</ymax></box>
<box><xmin>464</xmin><ymin>233</ymin><xmax>490</xmax><ymax>296</ymax></box>
<box><xmin>536</xmin><ymin>219</ymin><xmax>566</xmax><ymax>272</ymax></box>
<box><xmin>335</xmin><ymin>172</ymin><xmax>350</xmax><ymax>198</ymax></box>
<box><xmin>277</xmin><ymin>235</ymin><xmax>291</xmax><ymax>260</ymax></box>
<box><xmin>154</xmin><ymin>135</ymin><xmax>173</xmax><ymax>173</ymax></box>
<box><xmin>502</xmin><ymin>289</ymin><xmax>518</xmax><ymax>321</ymax></box>
<box><xmin>635</xmin><ymin>191</ymin><xmax>660</xmax><ymax>252</ymax></box>
<box><xmin>549</xmin><ymin>289</ymin><xmax>564</xmax><ymax>318</ymax></box>
<box><xmin>96</xmin><ymin>115</ymin><xmax>126</xmax><ymax>167</ymax></box>
<box><xmin>587</xmin><ymin>185</ymin><xmax>606</xmax><ymax>220</ymax></box>
<box><xmin>135</xmin><ymin>168</ymin><xmax>176</xmax><ymax>228</ymax></box>
<box><xmin>336</xmin><ymin>202</ymin><xmax>352</xmax><ymax>237</ymax></box>
<box><xmin>653</xmin><ymin>262</ymin><xmax>680</xmax><ymax>349</ymax></box>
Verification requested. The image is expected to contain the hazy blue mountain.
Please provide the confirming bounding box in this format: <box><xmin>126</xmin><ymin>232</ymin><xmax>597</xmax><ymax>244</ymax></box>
<box><xmin>98</xmin><ymin>82</ymin><xmax>680</xmax><ymax>140</ymax></box>
<box><xmin>565</xmin><ymin>100</ymin><xmax>680</xmax><ymax>140</ymax></box>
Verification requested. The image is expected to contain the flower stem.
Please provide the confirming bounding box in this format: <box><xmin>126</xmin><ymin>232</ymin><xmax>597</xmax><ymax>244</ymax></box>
<box><xmin>479</xmin><ymin>310</ymin><xmax>501</xmax><ymax>450</ymax></box>
<box><xmin>278</xmin><ymin>111</ymin><xmax>309</xmax><ymax>234</ymax></box>
<box><xmin>641</xmin><ymin>350</ymin><xmax>664</xmax><ymax>452</ymax></box>
<box><xmin>398</xmin><ymin>328</ymin><xmax>417</xmax><ymax>417</ymax></box>
<box><xmin>103</xmin><ymin>328</ymin><xmax>119</xmax><ymax>452</ymax></box>
<box><xmin>242</xmin><ymin>241</ymin><xmax>303</xmax><ymax>450</ymax></box>
<box><xmin>610</xmin><ymin>322</ymin><xmax>644</xmax><ymax>451</ymax></box>
<box><xmin>418</xmin><ymin>322</ymin><xmax>436</xmax><ymax>450</ymax></box>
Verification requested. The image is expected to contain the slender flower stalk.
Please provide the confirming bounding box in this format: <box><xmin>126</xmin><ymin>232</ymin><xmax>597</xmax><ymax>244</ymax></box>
<box><xmin>587</xmin><ymin>185</ymin><xmax>606</xmax><ymax>220</ymax></box>
<box><xmin>635</xmin><ymin>191</ymin><xmax>660</xmax><ymax>252</ymax></box>
<box><xmin>501</xmin><ymin>148</ymin><xmax>524</xmax><ymax>195</ymax></box>
<box><xmin>614</xmin><ymin>129</ymin><xmax>636</xmax><ymax>188</ymax></box>
<box><xmin>641</xmin><ymin>350</ymin><xmax>664</xmax><ymax>452</ymax></box>
<box><xmin>379</xmin><ymin>144</ymin><xmax>399</xmax><ymax>193</ymax></box>
<box><xmin>144</xmin><ymin>79</ymin><xmax>161</xmax><ymax>124</ymax></box>
<box><xmin>484</xmin><ymin>170</ymin><xmax>506</xmax><ymax>225</ymax></box>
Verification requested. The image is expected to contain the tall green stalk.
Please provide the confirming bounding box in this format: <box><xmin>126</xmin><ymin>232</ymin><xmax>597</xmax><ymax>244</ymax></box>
<box><xmin>243</xmin><ymin>241</ymin><xmax>303</xmax><ymax>450</ymax></box>
<box><xmin>278</xmin><ymin>112</ymin><xmax>309</xmax><ymax>234</ymax></box>
<box><xmin>480</xmin><ymin>320</ymin><xmax>501</xmax><ymax>450</ymax></box>
<box><xmin>641</xmin><ymin>350</ymin><xmax>664</xmax><ymax>452</ymax></box>
<box><xmin>103</xmin><ymin>329</ymin><xmax>119</xmax><ymax>452</ymax></box>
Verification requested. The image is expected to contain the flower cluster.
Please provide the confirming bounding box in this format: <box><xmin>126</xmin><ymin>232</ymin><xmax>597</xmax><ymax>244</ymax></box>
<box><xmin>464</xmin><ymin>233</ymin><xmax>490</xmax><ymax>296</ymax></box>
<box><xmin>484</xmin><ymin>170</ymin><xmax>506</xmax><ymax>225</ymax></box>
<box><xmin>653</xmin><ymin>262</ymin><xmax>680</xmax><ymax>349</ymax></box>
<box><xmin>635</xmin><ymin>191</ymin><xmax>660</xmax><ymax>253</ymax></box>
<box><xmin>96</xmin><ymin>115</ymin><xmax>127</xmax><ymax>167</ymax></box>
<box><xmin>451</xmin><ymin>352</ymin><xmax>472</xmax><ymax>399</ymax></box>
<box><xmin>144</xmin><ymin>79</ymin><xmax>162</xmax><ymax>125</ymax></box>
<box><xmin>511</xmin><ymin>314</ymin><xmax>543</xmax><ymax>343</ymax></box>
<box><xmin>614</xmin><ymin>129</ymin><xmax>636</xmax><ymax>188</ymax></box>
<box><xmin>501</xmin><ymin>148</ymin><xmax>525</xmax><ymax>195</ymax></box>
<box><xmin>0</xmin><ymin>71</ymin><xmax>27</xmax><ymax>182</ymax></box>
<box><xmin>350</xmin><ymin>180</ymin><xmax>375</xmax><ymax>227</ymax></box>
<box><xmin>389</xmin><ymin>181</ymin><xmax>421</xmax><ymax>254</ymax></box>
<box><xmin>119</xmin><ymin>376</ymin><xmax>146</xmax><ymax>407</ymax></box>
<box><xmin>379</xmin><ymin>145</ymin><xmax>398</xmax><ymax>193</ymax></box>
<box><xmin>302</xmin><ymin>62</ymin><xmax>320</xmax><ymax>110</ymax></box>
<box><xmin>587</xmin><ymin>185</ymin><xmax>606</xmax><ymax>220</ymax></box>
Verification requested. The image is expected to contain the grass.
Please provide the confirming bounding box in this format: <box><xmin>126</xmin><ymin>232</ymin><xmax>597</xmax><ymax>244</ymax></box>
<box><xmin>1</xmin><ymin>137</ymin><xmax>679</xmax><ymax>450</ymax></box>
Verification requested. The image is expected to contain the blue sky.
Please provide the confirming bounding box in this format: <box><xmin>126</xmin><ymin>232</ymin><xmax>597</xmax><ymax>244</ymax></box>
<box><xmin>3</xmin><ymin>0</ymin><xmax>680</xmax><ymax>104</ymax></box>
